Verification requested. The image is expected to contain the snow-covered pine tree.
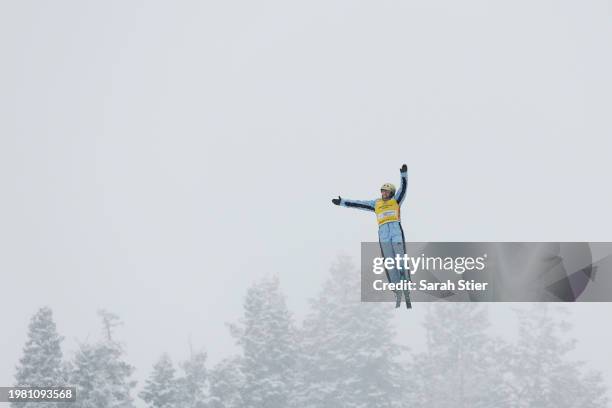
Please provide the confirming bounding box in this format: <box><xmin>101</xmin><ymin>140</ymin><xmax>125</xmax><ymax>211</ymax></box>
<box><xmin>229</xmin><ymin>275</ymin><xmax>296</xmax><ymax>408</ymax></box>
<box><xmin>571</xmin><ymin>370</ymin><xmax>609</xmax><ymax>408</ymax></box>
<box><xmin>176</xmin><ymin>350</ymin><xmax>209</xmax><ymax>408</ymax></box>
<box><xmin>13</xmin><ymin>306</ymin><xmax>67</xmax><ymax>408</ymax></box>
<box><xmin>140</xmin><ymin>354</ymin><xmax>179</xmax><ymax>408</ymax></box>
<box><xmin>410</xmin><ymin>303</ymin><xmax>510</xmax><ymax>408</ymax></box>
<box><xmin>208</xmin><ymin>357</ymin><xmax>244</xmax><ymax>408</ymax></box>
<box><xmin>294</xmin><ymin>256</ymin><xmax>407</xmax><ymax>408</ymax></box>
<box><xmin>69</xmin><ymin>310</ymin><xmax>136</xmax><ymax>408</ymax></box>
<box><xmin>506</xmin><ymin>304</ymin><xmax>608</xmax><ymax>408</ymax></box>
<box><xmin>70</xmin><ymin>342</ymin><xmax>112</xmax><ymax>408</ymax></box>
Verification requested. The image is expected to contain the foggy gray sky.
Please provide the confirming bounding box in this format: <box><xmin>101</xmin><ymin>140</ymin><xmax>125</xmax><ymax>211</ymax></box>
<box><xmin>1</xmin><ymin>0</ymin><xmax>611</xmax><ymax>399</ymax></box>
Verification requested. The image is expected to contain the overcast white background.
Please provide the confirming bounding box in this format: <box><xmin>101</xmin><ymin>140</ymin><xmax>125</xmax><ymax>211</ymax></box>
<box><xmin>1</xmin><ymin>0</ymin><xmax>611</xmax><ymax>400</ymax></box>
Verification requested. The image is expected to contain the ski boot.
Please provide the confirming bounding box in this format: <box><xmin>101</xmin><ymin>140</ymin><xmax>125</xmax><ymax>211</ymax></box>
<box><xmin>394</xmin><ymin>290</ymin><xmax>402</xmax><ymax>308</ymax></box>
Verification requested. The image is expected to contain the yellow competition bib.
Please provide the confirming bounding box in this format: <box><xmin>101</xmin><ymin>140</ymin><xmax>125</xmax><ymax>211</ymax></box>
<box><xmin>375</xmin><ymin>199</ymin><xmax>400</xmax><ymax>226</ymax></box>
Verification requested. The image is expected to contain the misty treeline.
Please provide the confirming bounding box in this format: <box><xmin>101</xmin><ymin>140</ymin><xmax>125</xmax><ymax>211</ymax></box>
<box><xmin>13</xmin><ymin>257</ymin><xmax>609</xmax><ymax>408</ymax></box>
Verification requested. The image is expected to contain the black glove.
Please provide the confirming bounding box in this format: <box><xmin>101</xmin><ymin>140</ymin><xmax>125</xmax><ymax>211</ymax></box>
<box><xmin>400</xmin><ymin>164</ymin><xmax>407</xmax><ymax>172</ymax></box>
<box><xmin>332</xmin><ymin>196</ymin><xmax>341</xmax><ymax>205</ymax></box>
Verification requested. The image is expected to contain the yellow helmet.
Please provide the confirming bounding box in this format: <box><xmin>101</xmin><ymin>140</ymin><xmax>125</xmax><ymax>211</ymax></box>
<box><xmin>380</xmin><ymin>183</ymin><xmax>396</xmax><ymax>193</ymax></box>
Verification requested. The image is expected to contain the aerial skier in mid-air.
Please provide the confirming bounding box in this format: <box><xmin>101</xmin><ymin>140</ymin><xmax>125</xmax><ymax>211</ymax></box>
<box><xmin>332</xmin><ymin>164</ymin><xmax>411</xmax><ymax>309</ymax></box>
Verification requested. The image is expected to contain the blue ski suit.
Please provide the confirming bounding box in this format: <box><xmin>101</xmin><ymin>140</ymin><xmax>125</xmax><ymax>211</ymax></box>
<box><xmin>339</xmin><ymin>169</ymin><xmax>409</xmax><ymax>284</ymax></box>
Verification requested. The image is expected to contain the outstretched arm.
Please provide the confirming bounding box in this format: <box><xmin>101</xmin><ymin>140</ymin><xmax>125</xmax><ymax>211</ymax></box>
<box><xmin>332</xmin><ymin>196</ymin><xmax>376</xmax><ymax>212</ymax></box>
<box><xmin>395</xmin><ymin>164</ymin><xmax>408</xmax><ymax>205</ymax></box>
